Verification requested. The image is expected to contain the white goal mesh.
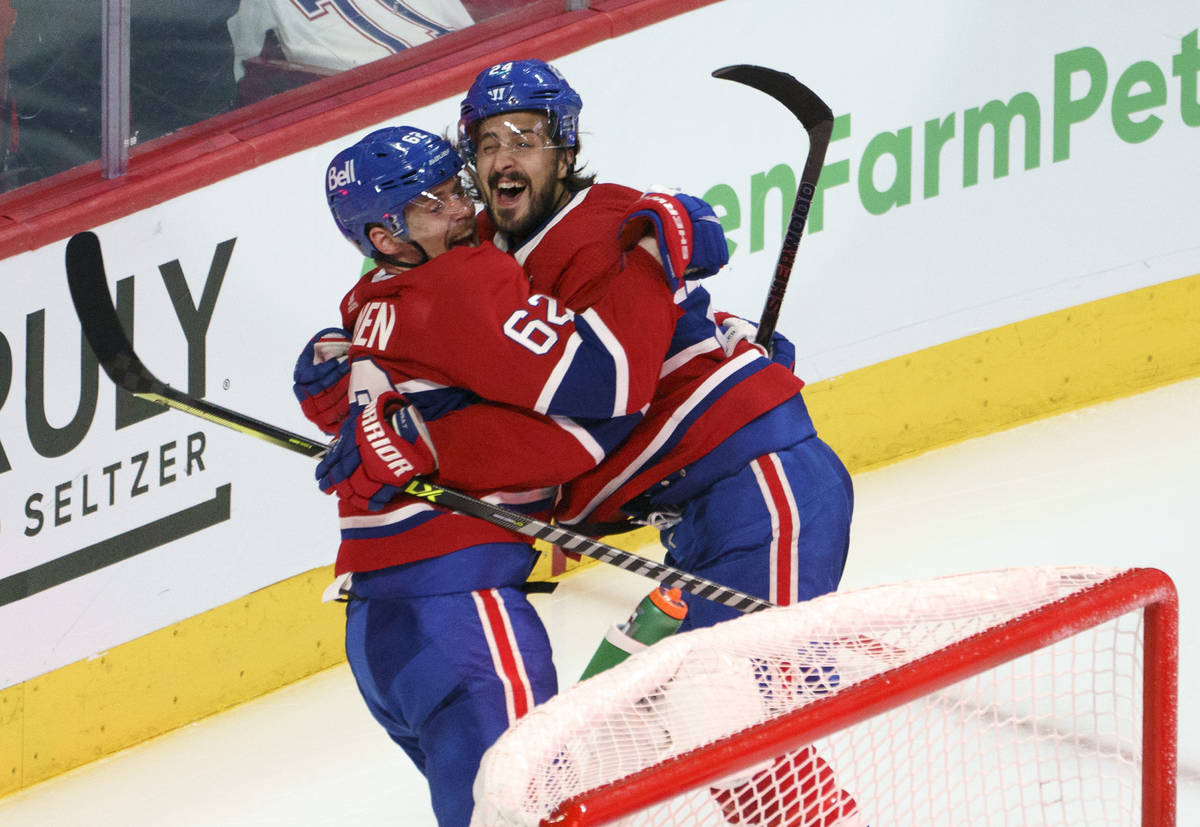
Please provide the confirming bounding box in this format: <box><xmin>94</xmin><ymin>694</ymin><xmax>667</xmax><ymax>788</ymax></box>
<box><xmin>472</xmin><ymin>566</ymin><xmax>1177</xmax><ymax>827</ymax></box>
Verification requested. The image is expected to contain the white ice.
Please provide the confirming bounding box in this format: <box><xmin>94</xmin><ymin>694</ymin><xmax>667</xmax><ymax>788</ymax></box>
<box><xmin>2</xmin><ymin>377</ymin><xmax>1197</xmax><ymax>825</ymax></box>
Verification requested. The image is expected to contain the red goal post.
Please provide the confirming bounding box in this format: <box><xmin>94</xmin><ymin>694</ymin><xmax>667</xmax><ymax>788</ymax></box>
<box><xmin>471</xmin><ymin>566</ymin><xmax>1178</xmax><ymax>826</ymax></box>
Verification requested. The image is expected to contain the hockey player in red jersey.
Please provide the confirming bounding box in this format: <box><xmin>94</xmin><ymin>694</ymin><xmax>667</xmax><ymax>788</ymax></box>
<box><xmin>457</xmin><ymin>59</ymin><xmax>862</xmax><ymax>827</ymax></box>
<box><xmin>299</xmin><ymin>125</ymin><xmax>682</xmax><ymax>827</ymax></box>
<box><xmin>315</xmin><ymin>126</ymin><xmax>680</xmax><ymax>571</ymax></box>
<box><xmin>457</xmin><ymin>59</ymin><xmax>854</xmax><ymax>630</ymax></box>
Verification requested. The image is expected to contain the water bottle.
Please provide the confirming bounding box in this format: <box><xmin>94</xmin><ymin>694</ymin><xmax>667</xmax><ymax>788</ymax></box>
<box><xmin>579</xmin><ymin>586</ymin><xmax>688</xmax><ymax>680</ymax></box>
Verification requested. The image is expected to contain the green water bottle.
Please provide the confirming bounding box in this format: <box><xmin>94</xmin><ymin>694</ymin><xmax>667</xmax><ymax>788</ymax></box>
<box><xmin>579</xmin><ymin>586</ymin><xmax>688</xmax><ymax>680</ymax></box>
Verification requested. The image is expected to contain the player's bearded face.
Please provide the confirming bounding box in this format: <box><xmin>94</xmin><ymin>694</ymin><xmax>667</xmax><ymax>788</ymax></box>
<box><xmin>404</xmin><ymin>175</ymin><xmax>478</xmax><ymax>257</ymax></box>
<box><xmin>473</xmin><ymin>113</ymin><xmax>570</xmax><ymax>240</ymax></box>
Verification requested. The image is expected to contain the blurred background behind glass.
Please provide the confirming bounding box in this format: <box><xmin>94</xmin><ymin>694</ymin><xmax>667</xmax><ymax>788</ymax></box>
<box><xmin>0</xmin><ymin>0</ymin><xmax>528</xmax><ymax>194</ymax></box>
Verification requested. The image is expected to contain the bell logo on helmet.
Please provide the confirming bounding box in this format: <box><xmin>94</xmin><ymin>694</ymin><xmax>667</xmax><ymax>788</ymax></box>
<box><xmin>327</xmin><ymin>158</ymin><xmax>356</xmax><ymax>192</ymax></box>
<box><xmin>325</xmin><ymin>125</ymin><xmax>463</xmax><ymax>256</ymax></box>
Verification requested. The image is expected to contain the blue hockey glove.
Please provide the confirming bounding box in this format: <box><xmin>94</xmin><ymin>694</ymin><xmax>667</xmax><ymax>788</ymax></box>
<box><xmin>617</xmin><ymin>191</ymin><xmax>730</xmax><ymax>290</ymax></box>
<box><xmin>293</xmin><ymin>327</ymin><xmax>351</xmax><ymax>435</ymax></box>
<box><xmin>673</xmin><ymin>192</ymin><xmax>729</xmax><ymax>279</ymax></box>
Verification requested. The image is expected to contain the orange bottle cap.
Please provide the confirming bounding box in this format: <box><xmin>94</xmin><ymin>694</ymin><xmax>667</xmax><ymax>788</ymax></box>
<box><xmin>649</xmin><ymin>586</ymin><xmax>688</xmax><ymax>620</ymax></box>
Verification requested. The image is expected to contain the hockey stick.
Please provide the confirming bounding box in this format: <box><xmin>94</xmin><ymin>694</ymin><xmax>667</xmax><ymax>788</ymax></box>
<box><xmin>64</xmin><ymin>231</ymin><xmax>773</xmax><ymax>614</ymax></box>
<box><xmin>712</xmin><ymin>65</ymin><xmax>833</xmax><ymax>347</ymax></box>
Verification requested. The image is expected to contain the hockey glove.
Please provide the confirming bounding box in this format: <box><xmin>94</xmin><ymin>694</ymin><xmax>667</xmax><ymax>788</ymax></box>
<box><xmin>293</xmin><ymin>327</ymin><xmax>352</xmax><ymax>435</ymax></box>
<box><xmin>714</xmin><ymin>312</ymin><xmax>796</xmax><ymax>372</ymax></box>
<box><xmin>617</xmin><ymin>191</ymin><xmax>729</xmax><ymax>290</ymax></box>
<box><xmin>316</xmin><ymin>392</ymin><xmax>436</xmax><ymax>511</ymax></box>
<box><xmin>673</xmin><ymin>192</ymin><xmax>729</xmax><ymax>279</ymax></box>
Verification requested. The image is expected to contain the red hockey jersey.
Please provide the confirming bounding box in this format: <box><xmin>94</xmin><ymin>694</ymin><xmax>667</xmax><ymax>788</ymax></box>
<box><xmin>485</xmin><ymin>183</ymin><xmax>806</xmax><ymax>525</ymax></box>
<box><xmin>329</xmin><ymin>240</ymin><xmax>678</xmax><ymax>573</ymax></box>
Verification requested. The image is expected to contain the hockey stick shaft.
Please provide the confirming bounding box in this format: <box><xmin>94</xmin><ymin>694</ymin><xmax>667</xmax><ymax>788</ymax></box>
<box><xmin>712</xmin><ymin>65</ymin><xmax>833</xmax><ymax>346</ymax></box>
<box><xmin>64</xmin><ymin>231</ymin><xmax>773</xmax><ymax>614</ymax></box>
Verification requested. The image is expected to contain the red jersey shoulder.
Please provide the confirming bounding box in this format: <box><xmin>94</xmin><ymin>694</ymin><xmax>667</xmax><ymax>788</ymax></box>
<box><xmin>340</xmin><ymin>266</ymin><xmax>396</xmax><ymax>328</ymax></box>
<box><xmin>582</xmin><ymin>182</ymin><xmax>643</xmax><ymax>212</ymax></box>
<box><xmin>453</xmin><ymin>240</ymin><xmax>526</xmax><ymax>279</ymax></box>
<box><xmin>338</xmin><ymin>244</ymin><xmax>525</xmax><ymax>327</ymax></box>
<box><xmin>526</xmin><ymin>184</ymin><xmax>659</xmax><ymax>306</ymax></box>
<box><xmin>554</xmin><ymin>184</ymin><xmax>643</xmax><ymax>242</ymax></box>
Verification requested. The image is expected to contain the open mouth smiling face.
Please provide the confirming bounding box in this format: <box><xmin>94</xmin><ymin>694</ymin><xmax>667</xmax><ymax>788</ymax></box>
<box><xmin>493</xmin><ymin>176</ymin><xmax>530</xmax><ymax>210</ymax></box>
<box><xmin>473</xmin><ymin>112</ymin><xmax>569</xmax><ymax>238</ymax></box>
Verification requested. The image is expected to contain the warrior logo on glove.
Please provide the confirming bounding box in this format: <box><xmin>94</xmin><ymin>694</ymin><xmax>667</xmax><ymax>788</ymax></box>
<box><xmin>316</xmin><ymin>391</ymin><xmax>436</xmax><ymax>511</ymax></box>
<box><xmin>363</xmin><ymin>401</ymin><xmax>416</xmax><ymax>478</ymax></box>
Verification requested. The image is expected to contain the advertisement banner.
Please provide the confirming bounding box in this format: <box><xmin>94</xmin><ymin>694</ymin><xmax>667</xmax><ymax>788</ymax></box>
<box><xmin>1</xmin><ymin>0</ymin><xmax>1196</xmax><ymax>689</ymax></box>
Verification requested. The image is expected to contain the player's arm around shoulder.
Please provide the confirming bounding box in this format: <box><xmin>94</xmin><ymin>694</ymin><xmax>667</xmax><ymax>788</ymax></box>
<box><xmin>363</xmin><ymin>243</ymin><xmax>648</xmax><ymax>421</ymax></box>
<box><xmin>601</xmin><ymin>244</ymin><xmax>685</xmax><ymax>392</ymax></box>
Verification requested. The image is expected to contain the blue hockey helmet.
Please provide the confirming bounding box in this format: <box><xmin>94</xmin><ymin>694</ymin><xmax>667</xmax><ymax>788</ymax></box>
<box><xmin>325</xmin><ymin>126</ymin><xmax>464</xmax><ymax>257</ymax></box>
<box><xmin>457</xmin><ymin>59</ymin><xmax>582</xmax><ymax>161</ymax></box>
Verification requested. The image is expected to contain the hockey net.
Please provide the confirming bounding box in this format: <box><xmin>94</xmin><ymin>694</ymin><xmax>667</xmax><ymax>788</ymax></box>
<box><xmin>472</xmin><ymin>566</ymin><xmax>1177</xmax><ymax>826</ymax></box>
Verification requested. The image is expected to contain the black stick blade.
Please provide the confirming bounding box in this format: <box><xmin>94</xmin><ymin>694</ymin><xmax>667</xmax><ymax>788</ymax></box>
<box><xmin>66</xmin><ymin>231</ymin><xmax>328</xmax><ymax>456</ymax></box>
<box><xmin>713</xmin><ymin>64</ymin><xmax>833</xmax><ymax>131</ymax></box>
<box><xmin>65</xmin><ymin>231</ymin><xmax>162</xmax><ymax>395</ymax></box>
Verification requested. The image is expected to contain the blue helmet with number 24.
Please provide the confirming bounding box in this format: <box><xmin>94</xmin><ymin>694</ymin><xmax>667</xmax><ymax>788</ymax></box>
<box><xmin>457</xmin><ymin>59</ymin><xmax>582</xmax><ymax>162</ymax></box>
<box><xmin>325</xmin><ymin>126</ymin><xmax>464</xmax><ymax>257</ymax></box>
